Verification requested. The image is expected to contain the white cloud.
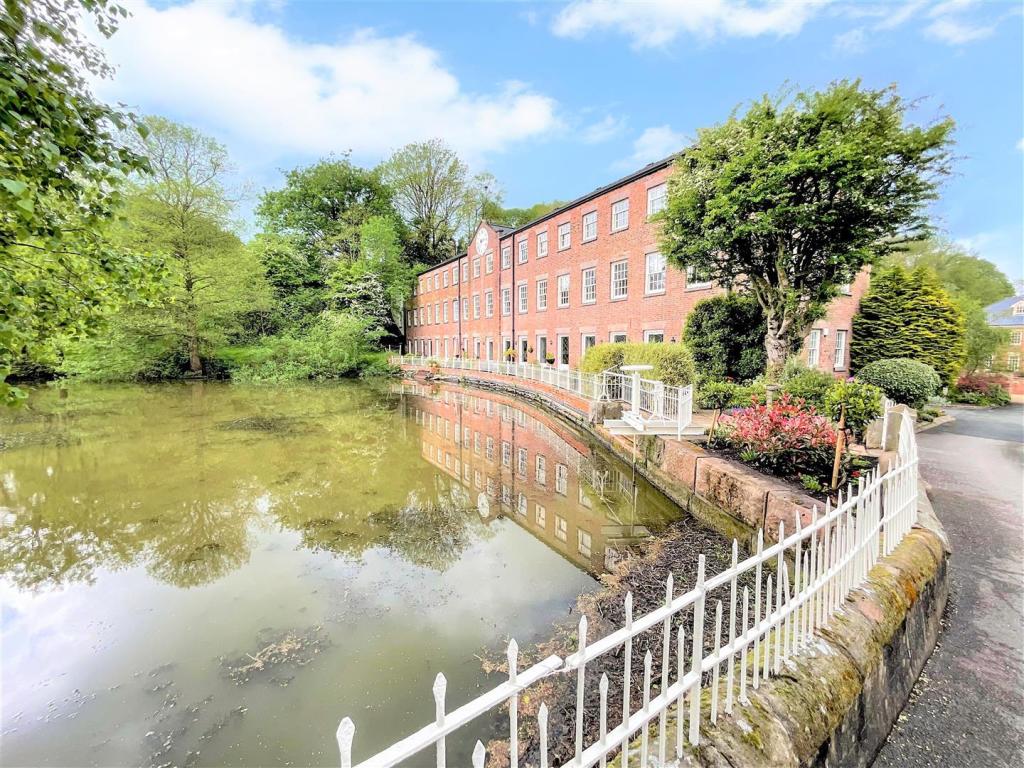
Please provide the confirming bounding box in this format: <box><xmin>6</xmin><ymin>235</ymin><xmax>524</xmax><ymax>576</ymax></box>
<box><xmin>95</xmin><ymin>1</ymin><xmax>560</xmax><ymax>162</ymax></box>
<box><xmin>552</xmin><ymin>0</ymin><xmax>829</xmax><ymax>48</ymax></box>
<box><xmin>620</xmin><ymin>125</ymin><xmax>688</xmax><ymax>168</ymax></box>
<box><xmin>581</xmin><ymin>115</ymin><xmax>627</xmax><ymax>144</ymax></box>
<box><xmin>832</xmin><ymin>27</ymin><xmax>867</xmax><ymax>54</ymax></box>
<box><xmin>923</xmin><ymin>16</ymin><xmax>995</xmax><ymax>44</ymax></box>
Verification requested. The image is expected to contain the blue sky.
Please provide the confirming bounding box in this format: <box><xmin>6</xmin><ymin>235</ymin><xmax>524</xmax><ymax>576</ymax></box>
<box><xmin>94</xmin><ymin>1</ymin><xmax>1023</xmax><ymax>281</ymax></box>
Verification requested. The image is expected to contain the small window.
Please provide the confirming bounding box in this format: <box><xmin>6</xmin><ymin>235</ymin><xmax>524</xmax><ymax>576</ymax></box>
<box><xmin>582</xmin><ymin>211</ymin><xmax>597</xmax><ymax>242</ymax></box>
<box><xmin>462</xmin><ymin>299</ymin><xmax>469</xmax><ymax>321</ymax></box>
<box><xmin>647</xmin><ymin>183</ymin><xmax>667</xmax><ymax>217</ymax></box>
<box><xmin>518</xmin><ymin>240</ymin><xmax>528</xmax><ymax>264</ymax></box>
<box><xmin>582</xmin><ymin>334</ymin><xmax>596</xmax><ymax>354</ymax></box>
<box><xmin>536</xmin><ymin>231</ymin><xmax>548</xmax><ymax>258</ymax></box>
<box><xmin>807</xmin><ymin>329</ymin><xmax>822</xmax><ymax>368</ymax></box>
<box><xmin>834</xmin><ymin>329</ymin><xmax>848</xmax><ymax>370</ymax></box>
<box><xmin>582</xmin><ymin>267</ymin><xmax>597</xmax><ymax>304</ymax></box>
<box><xmin>535</xmin><ymin>503</ymin><xmax>547</xmax><ymax>527</ymax></box>
<box><xmin>443</xmin><ymin>271</ymin><xmax>448</xmax><ymax>288</ymax></box>
<box><xmin>537</xmin><ymin>279</ymin><xmax>548</xmax><ymax>311</ymax></box>
<box><xmin>501</xmin><ymin>246</ymin><xmax>512</xmax><ymax>270</ymax></box>
<box><xmin>555</xmin><ymin>464</ymin><xmax>568</xmax><ymax>495</ymax></box>
<box><xmin>434</xmin><ymin>274</ymin><xmax>440</xmax><ymax>289</ymax></box>
<box><xmin>645</xmin><ymin>252</ymin><xmax>666</xmax><ymax>294</ymax></box>
<box><xmin>461</xmin><ymin>262</ymin><xmax>469</xmax><ymax>282</ymax></box>
<box><xmin>442</xmin><ymin>302</ymin><xmax>448</xmax><ymax>323</ymax></box>
<box><xmin>577</xmin><ymin>529</ymin><xmax>592</xmax><ymax>558</ymax></box>
<box><xmin>557</xmin><ymin>222</ymin><xmax>571</xmax><ymax>250</ymax></box>
<box><xmin>473</xmin><ymin>258</ymin><xmax>481</xmax><ymax>278</ymax></box>
<box><xmin>686</xmin><ymin>265</ymin><xmax>712</xmax><ymax>289</ymax></box>
<box><xmin>518</xmin><ymin>283</ymin><xmax>528</xmax><ymax>314</ymax></box>
<box><xmin>557</xmin><ymin>274</ymin><xmax>570</xmax><ymax>308</ymax></box>
<box><xmin>1012</xmin><ymin>302</ymin><xmax>1024</xmax><ymax>316</ymax></box>
<box><xmin>536</xmin><ymin>454</ymin><xmax>547</xmax><ymax>484</ymax></box>
<box><xmin>502</xmin><ymin>441</ymin><xmax>511</xmax><ymax>467</ymax></box>
<box><xmin>554</xmin><ymin>514</ymin><xmax>567</xmax><ymax>542</ymax></box>
<box><xmin>502</xmin><ymin>287</ymin><xmax>512</xmax><ymax>316</ymax></box>
<box><xmin>517</xmin><ymin>447</ymin><xmax>528</xmax><ymax>476</ymax></box>
<box><xmin>1009</xmin><ymin>353</ymin><xmax>1020</xmax><ymax>372</ymax></box>
<box><xmin>473</xmin><ymin>294</ymin><xmax>481</xmax><ymax>319</ymax></box>
<box><xmin>452</xmin><ymin>299</ymin><xmax>459</xmax><ymax>319</ymax></box>
<box><xmin>644</xmin><ymin>330</ymin><xmax>664</xmax><ymax>343</ymax></box>
<box><xmin>611</xmin><ymin>198</ymin><xmax>629</xmax><ymax>232</ymax></box>
<box><xmin>611</xmin><ymin>260</ymin><xmax>628</xmax><ymax>299</ymax></box>
<box><xmin>1011</xmin><ymin>331</ymin><xmax>1023</xmax><ymax>345</ymax></box>
<box><xmin>452</xmin><ymin>266</ymin><xmax>458</xmax><ymax>285</ymax></box>
<box><xmin>485</xmin><ymin>253</ymin><xmax>494</xmax><ymax>274</ymax></box>
<box><xmin>485</xmin><ymin>290</ymin><xmax>494</xmax><ymax>317</ymax></box>
<box><xmin>610</xmin><ymin>332</ymin><xmax>628</xmax><ymax>343</ymax></box>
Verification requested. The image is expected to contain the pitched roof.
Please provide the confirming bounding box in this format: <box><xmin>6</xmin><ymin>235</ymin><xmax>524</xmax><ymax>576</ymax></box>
<box><xmin>984</xmin><ymin>295</ymin><xmax>1024</xmax><ymax>326</ymax></box>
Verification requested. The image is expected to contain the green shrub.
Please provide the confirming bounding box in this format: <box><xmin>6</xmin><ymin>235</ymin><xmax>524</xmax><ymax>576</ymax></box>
<box><xmin>856</xmin><ymin>358</ymin><xmax>941</xmax><ymax>409</ymax></box>
<box><xmin>697</xmin><ymin>381</ymin><xmax>738</xmax><ymax>411</ymax></box>
<box><xmin>948</xmin><ymin>372</ymin><xmax>1011</xmax><ymax>406</ymax></box>
<box><xmin>851</xmin><ymin>266</ymin><xmax>966</xmax><ymax>384</ymax></box>
<box><xmin>823</xmin><ymin>379</ymin><xmax>884</xmax><ymax>439</ymax></box>
<box><xmin>781</xmin><ymin>369</ymin><xmax>836</xmax><ymax>411</ymax></box>
<box><xmin>229</xmin><ymin>311</ymin><xmax>383</xmax><ymax>382</ymax></box>
<box><xmin>780</xmin><ymin>354</ymin><xmax>811</xmax><ymax>383</ymax></box>
<box><xmin>683</xmin><ymin>294</ymin><xmax>767</xmax><ymax>381</ymax></box>
<box><xmin>580</xmin><ymin>342</ymin><xmax>695</xmax><ymax>386</ymax></box>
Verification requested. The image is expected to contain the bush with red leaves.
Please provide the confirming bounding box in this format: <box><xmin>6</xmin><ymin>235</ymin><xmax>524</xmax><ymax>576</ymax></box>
<box><xmin>715</xmin><ymin>394</ymin><xmax>838</xmax><ymax>478</ymax></box>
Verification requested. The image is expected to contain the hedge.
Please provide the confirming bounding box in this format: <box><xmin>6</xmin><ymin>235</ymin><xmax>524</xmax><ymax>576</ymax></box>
<box><xmin>580</xmin><ymin>342</ymin><xmax>696</xmax><ymax>386</ymax></box>
<box><xmin>855</xmin><ymin>357</ymin><xmax>941</xmax><ymax>409</ymax></box>
<box><xmin>682</xmin><ymin>294</ymin><xmax>767</xmax><ymax>381</ymax></box>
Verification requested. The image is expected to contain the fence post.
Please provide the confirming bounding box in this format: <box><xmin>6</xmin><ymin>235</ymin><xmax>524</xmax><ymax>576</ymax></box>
<box><xmin>433</xmin><ymin>673</ymin><xmax>446</xmax><ymax>768</ymax></box>
<box><xmin>337</xmin><ymin>717</ymin><xmax>355</xmax><ymax>768</ymax></box>
<box><xmin>688</xmin><ymin>554</ymin><xmax>707</xmax><ymax>745</ymax></box>
<box><xmin>508</xmin><ymin>640</ymin><xmax>519</xmax><ymax>768</ymax></box>
<box><xmin>574</xmin><ymin>615</ymin><xmax>588</xmax><ymax>762</ymax></box>
<box><xmin>622</xmin><ymin>592</ymin><xmax>633</xmax><ymax>768</ymax></box>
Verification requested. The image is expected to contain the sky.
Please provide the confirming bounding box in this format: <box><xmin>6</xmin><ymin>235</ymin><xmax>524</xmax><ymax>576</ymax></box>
<box><xmin>90</xmin><ymin>0</ymin><xmax>1023</xmax><ymax>282</ymax></box>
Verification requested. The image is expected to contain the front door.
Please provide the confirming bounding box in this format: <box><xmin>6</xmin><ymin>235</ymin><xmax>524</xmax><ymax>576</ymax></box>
<box><xmin>558</xmin><ymin>335</ymin><xmax>570</xmax><ymax>367</ymax></box>
<box><xmin>519</xmin><ymin>337</ymin><xmax>529</xmax><ymax>363</ymax></box>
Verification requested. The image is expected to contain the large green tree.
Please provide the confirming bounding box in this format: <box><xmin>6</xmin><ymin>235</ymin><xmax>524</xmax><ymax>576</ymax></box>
<box><xmin>380</xmin><ymin>139</ymin><xmax>496</xmax><ymax>264</ymax></box>
<box><xmin>481</xmin><ymin>199</ymin><xmax>566</xmax><ymax>228</ymax></box>
<box><xmin>851</xmin><ymin>266</ymin><xmax>966</xmax><ymax>384</ymax></box>
<box><xmin>76</xmin><ymin>117</ymin><xmax>271</xmax><ymax>376</ymax></box>
<box><xmin>884</xmin><ymin>237</ymin><xmax>1014</xmax><ymax>306</ymax></box>
<box><xmin>1</xmin><ymin>0</ymin><xmax>156</xmax><ymax>403</ymax></box>
<box><xmin>659</xmin><ymin>80</ymin><xmax>955</xmax><ymax>375</ymax></box>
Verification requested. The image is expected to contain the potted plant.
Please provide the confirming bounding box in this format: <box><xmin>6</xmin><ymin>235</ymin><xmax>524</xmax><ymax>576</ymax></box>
<box><xmin>545</xmin><ymin>353</ymin><xmax>556</xmax><ymax>366</ymax></box>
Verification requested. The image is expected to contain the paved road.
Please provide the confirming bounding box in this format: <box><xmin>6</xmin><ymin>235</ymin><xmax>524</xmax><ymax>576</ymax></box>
<box><xmin>875</xmin><ymin>406</ymin><xmax>1024</xmax><ymax>768</ymax></box>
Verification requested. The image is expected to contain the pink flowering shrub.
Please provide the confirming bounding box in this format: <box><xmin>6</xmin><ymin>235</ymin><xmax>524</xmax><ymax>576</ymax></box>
<box><xmin>715</xmin><ymin>394</ymin><xmax>838</xmax><ymax>478</ymax></box>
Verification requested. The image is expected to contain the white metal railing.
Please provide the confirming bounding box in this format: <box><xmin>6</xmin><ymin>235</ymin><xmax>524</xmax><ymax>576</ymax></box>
<box><xmin>391</xmin><ymin>355</ymin><xmax>693</xmax><ymax>436</ymax></box>
<box><xmin>338</xmin><ymin>407</ymin><xmax>920</xmax><ymax>768</ymax></box>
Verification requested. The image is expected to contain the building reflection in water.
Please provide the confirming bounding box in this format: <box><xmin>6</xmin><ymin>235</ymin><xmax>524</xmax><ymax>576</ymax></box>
<box><xmin>395</xmin><ymin>381</ymin><xmax>679</xmax><ymax>575</ymax></box>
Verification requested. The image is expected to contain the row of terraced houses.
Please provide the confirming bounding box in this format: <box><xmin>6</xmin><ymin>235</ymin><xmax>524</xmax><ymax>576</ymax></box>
<box><xmin>403</xmin><ymin>154</ymin><xmax>869</xmax><ymax>374</ymax></box>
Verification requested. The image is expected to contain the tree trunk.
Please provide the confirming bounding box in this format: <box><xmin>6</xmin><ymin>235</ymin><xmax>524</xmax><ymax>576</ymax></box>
<box><xmin>183</xmin><ymin>264</ymin><xmax>203</xmax><ymax>376</ymax></box>
<box><xmin>764</xmin><ymin>312</ymin><xmax>790</xmax><ymax>381</ymax></box>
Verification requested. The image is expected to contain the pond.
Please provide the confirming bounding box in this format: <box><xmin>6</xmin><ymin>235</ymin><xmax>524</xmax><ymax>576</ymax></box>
<box><xmin>0</xmin><ymin>380</ymin><xmax>684</xmax><ymax>767</ymax></box>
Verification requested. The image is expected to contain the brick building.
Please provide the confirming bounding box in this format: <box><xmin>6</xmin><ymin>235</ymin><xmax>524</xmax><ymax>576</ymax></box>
<box><xmin>404</xmin><ymin>155</ymin><xmax>868</xmax><ymax>376</ymax></box>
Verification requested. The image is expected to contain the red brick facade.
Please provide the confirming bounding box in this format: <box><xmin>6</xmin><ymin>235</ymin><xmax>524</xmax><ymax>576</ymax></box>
<box><xmin>404</xmin><ymin>158</ymin><xmax>867</xmax><ymax>376</ymax></box>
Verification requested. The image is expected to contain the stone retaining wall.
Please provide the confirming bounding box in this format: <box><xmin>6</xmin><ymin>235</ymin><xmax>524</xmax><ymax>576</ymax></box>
<box><xmin>401</xmin><ymin>365</ymin><xmax>950</xmax><ymax>767</ymax></box>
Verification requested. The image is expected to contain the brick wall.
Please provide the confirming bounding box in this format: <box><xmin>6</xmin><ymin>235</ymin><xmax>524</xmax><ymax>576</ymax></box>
<box><xmin>406</xmin><ymin>163</ymin><xmax>868</xmax><ymax>377</ymax></box>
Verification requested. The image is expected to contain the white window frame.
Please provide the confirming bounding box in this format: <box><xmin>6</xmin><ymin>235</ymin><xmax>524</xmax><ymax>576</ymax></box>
<box><xmin>501</xmin><ymin>287</ymin><xmax>512</xmax><ymax>316</ymax></box>
<box><xmin>536</xmin><ymin>230</ymin><xmax>548</xmax><ymax>258</ymax></box>
<box><xmin>518</xmin><ymin>282</ymin><xmax>528</xmax><ymax>314</ymax></box>
<box><xmin>535</xmin><ymin>454</ymin><xmax>547</xmax><ymax>485</ymax></box>
<box><xmin>501</xmin><ymin>246</ymin><xmax>512</xmax><ymax>270</ymax></box>
<box><xmin>834</xmin><ymin>329</ymin><xmax>848</xmax><ymax>370</ymax></box>
<box><xmin>485</xmin><ymin>253</ymin><xmax>494</xmax><ymax>274</ymax></box>
<box><xmin>473</xmin><ymin>293</ymin><xmax>481</xmax><ymax>319</ymax></box>
<box><xmin>537</xmin><ymin>279</ymin><xmax>548</xmax><ymax>311</ymax></box>
<box><xmin>452</xmin><ymin>266</ymin><xmax>458</xmax><ymax>285</ymax></box>
<box><xmin>518</xmin><ymin>240</ymin><xmax>528</xmax><ymax>264</ymax></box>
<box><xmin>611</xmin><ymin>260</ymin><xmax>628</xmax><ymax>300</ymax></box>
<box><xmin>557</xmin><ymin>222</ymin><xmax>571</xmax><ymax>251</ymax></box>
<box><xmin>443</xmin><ymin>271</ymin><xmax>448</xmax><ymax>288</ymax></box>
<box><xmin>555</xmin><ymin>464</ymin><xmax>568</xmax><ymax>495</ymax></box>
<box><xmin>645</xmin><ymin>251</ymin><xmax>666</xmax><ymax>295</ymax></box>
<box><xmin>485</xmin><ymin>290</ymin><xmax>494</xmax><ymax>317</ymax></box>
<box><xmin>557</xmin><ymin>274</ymin><xmax>570</xmax><ymax>308</ymax></box>
<box><xmin>1008</xmin><ymin>353</ymin><xmax>1020</xmax><ymax>371</ymax></box>
<box><xmin>581</xmin><ymin>333</ymin><xmax>596</xmax><ymax>355</ymax></box>
<box><xmin>610</xmin><ymin>332</ymin><xmax>628</xmax><ymax>343</ymax></box>
<box><xmin>611</xmin><ymin>198</ymin><xmax>629</xmax><ymax>232</ymax></box>
<box><xmin>473</xmin><ymin>258</ymin><xmax>481</xmax><ymax>278</ymax></box>
<box><xmin>1011</xmin><ymin>331</ymin><xmax>1023</xmax><ymax>345</ymax></box>
<box><xmin>1013</xmin><ymin>302</ymin><xmax>1024</xmax><ymax>316</ymax></box>
<box><xmin>807</xmin><ymin>329</ymin><xmax>822</xmax><ymax>368</ymax></box>
<box><xmin>582</xmin><ymin>210</ymin><xmax>597</xmax><ymax>242</ymax></box>
<box><xmin>462</xmin><ymin>298</ymin><xmax>469</xmax><ymax>321</ymax></box>
<box><xmin>643</xmin><ymin>330</ymin><xmax>665</xmax><ymax>343</ymax></box>
<box><xmin>646</xmin><ymin>183</ymin><xmax>667</xmax><ymax>217</ymax></box>
<box><xmin>686</xmin><ymin>265</ymin><xmax>712</xmax><ymax>290</ymax></box>
<box><xmin>582</xmin><ymin>267</ymin><xmax>597</xmax><ymax>304</ymax></box>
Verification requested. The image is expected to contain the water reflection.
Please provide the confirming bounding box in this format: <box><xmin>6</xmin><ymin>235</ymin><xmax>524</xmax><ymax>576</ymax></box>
<box><xmin>0</xmin><ymin>381</ymin><xmax>680</xmax><ymax>767</ymax></box>
<box><xmin>400</xmin><ymin>381</ymin><xmax>678</xmax><ymax>575</ymax></box>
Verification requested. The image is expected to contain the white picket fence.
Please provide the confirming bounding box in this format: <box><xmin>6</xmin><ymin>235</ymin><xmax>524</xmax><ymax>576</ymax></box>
<box><xmin>337</xmin><ymin>407</ymin><xmax>920</xmax><ymax>768</ymax></box>
<box><xmin>390</xmin><ymin>355</ymin><xmax>693</xmax><ymax>437</ymax></box>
